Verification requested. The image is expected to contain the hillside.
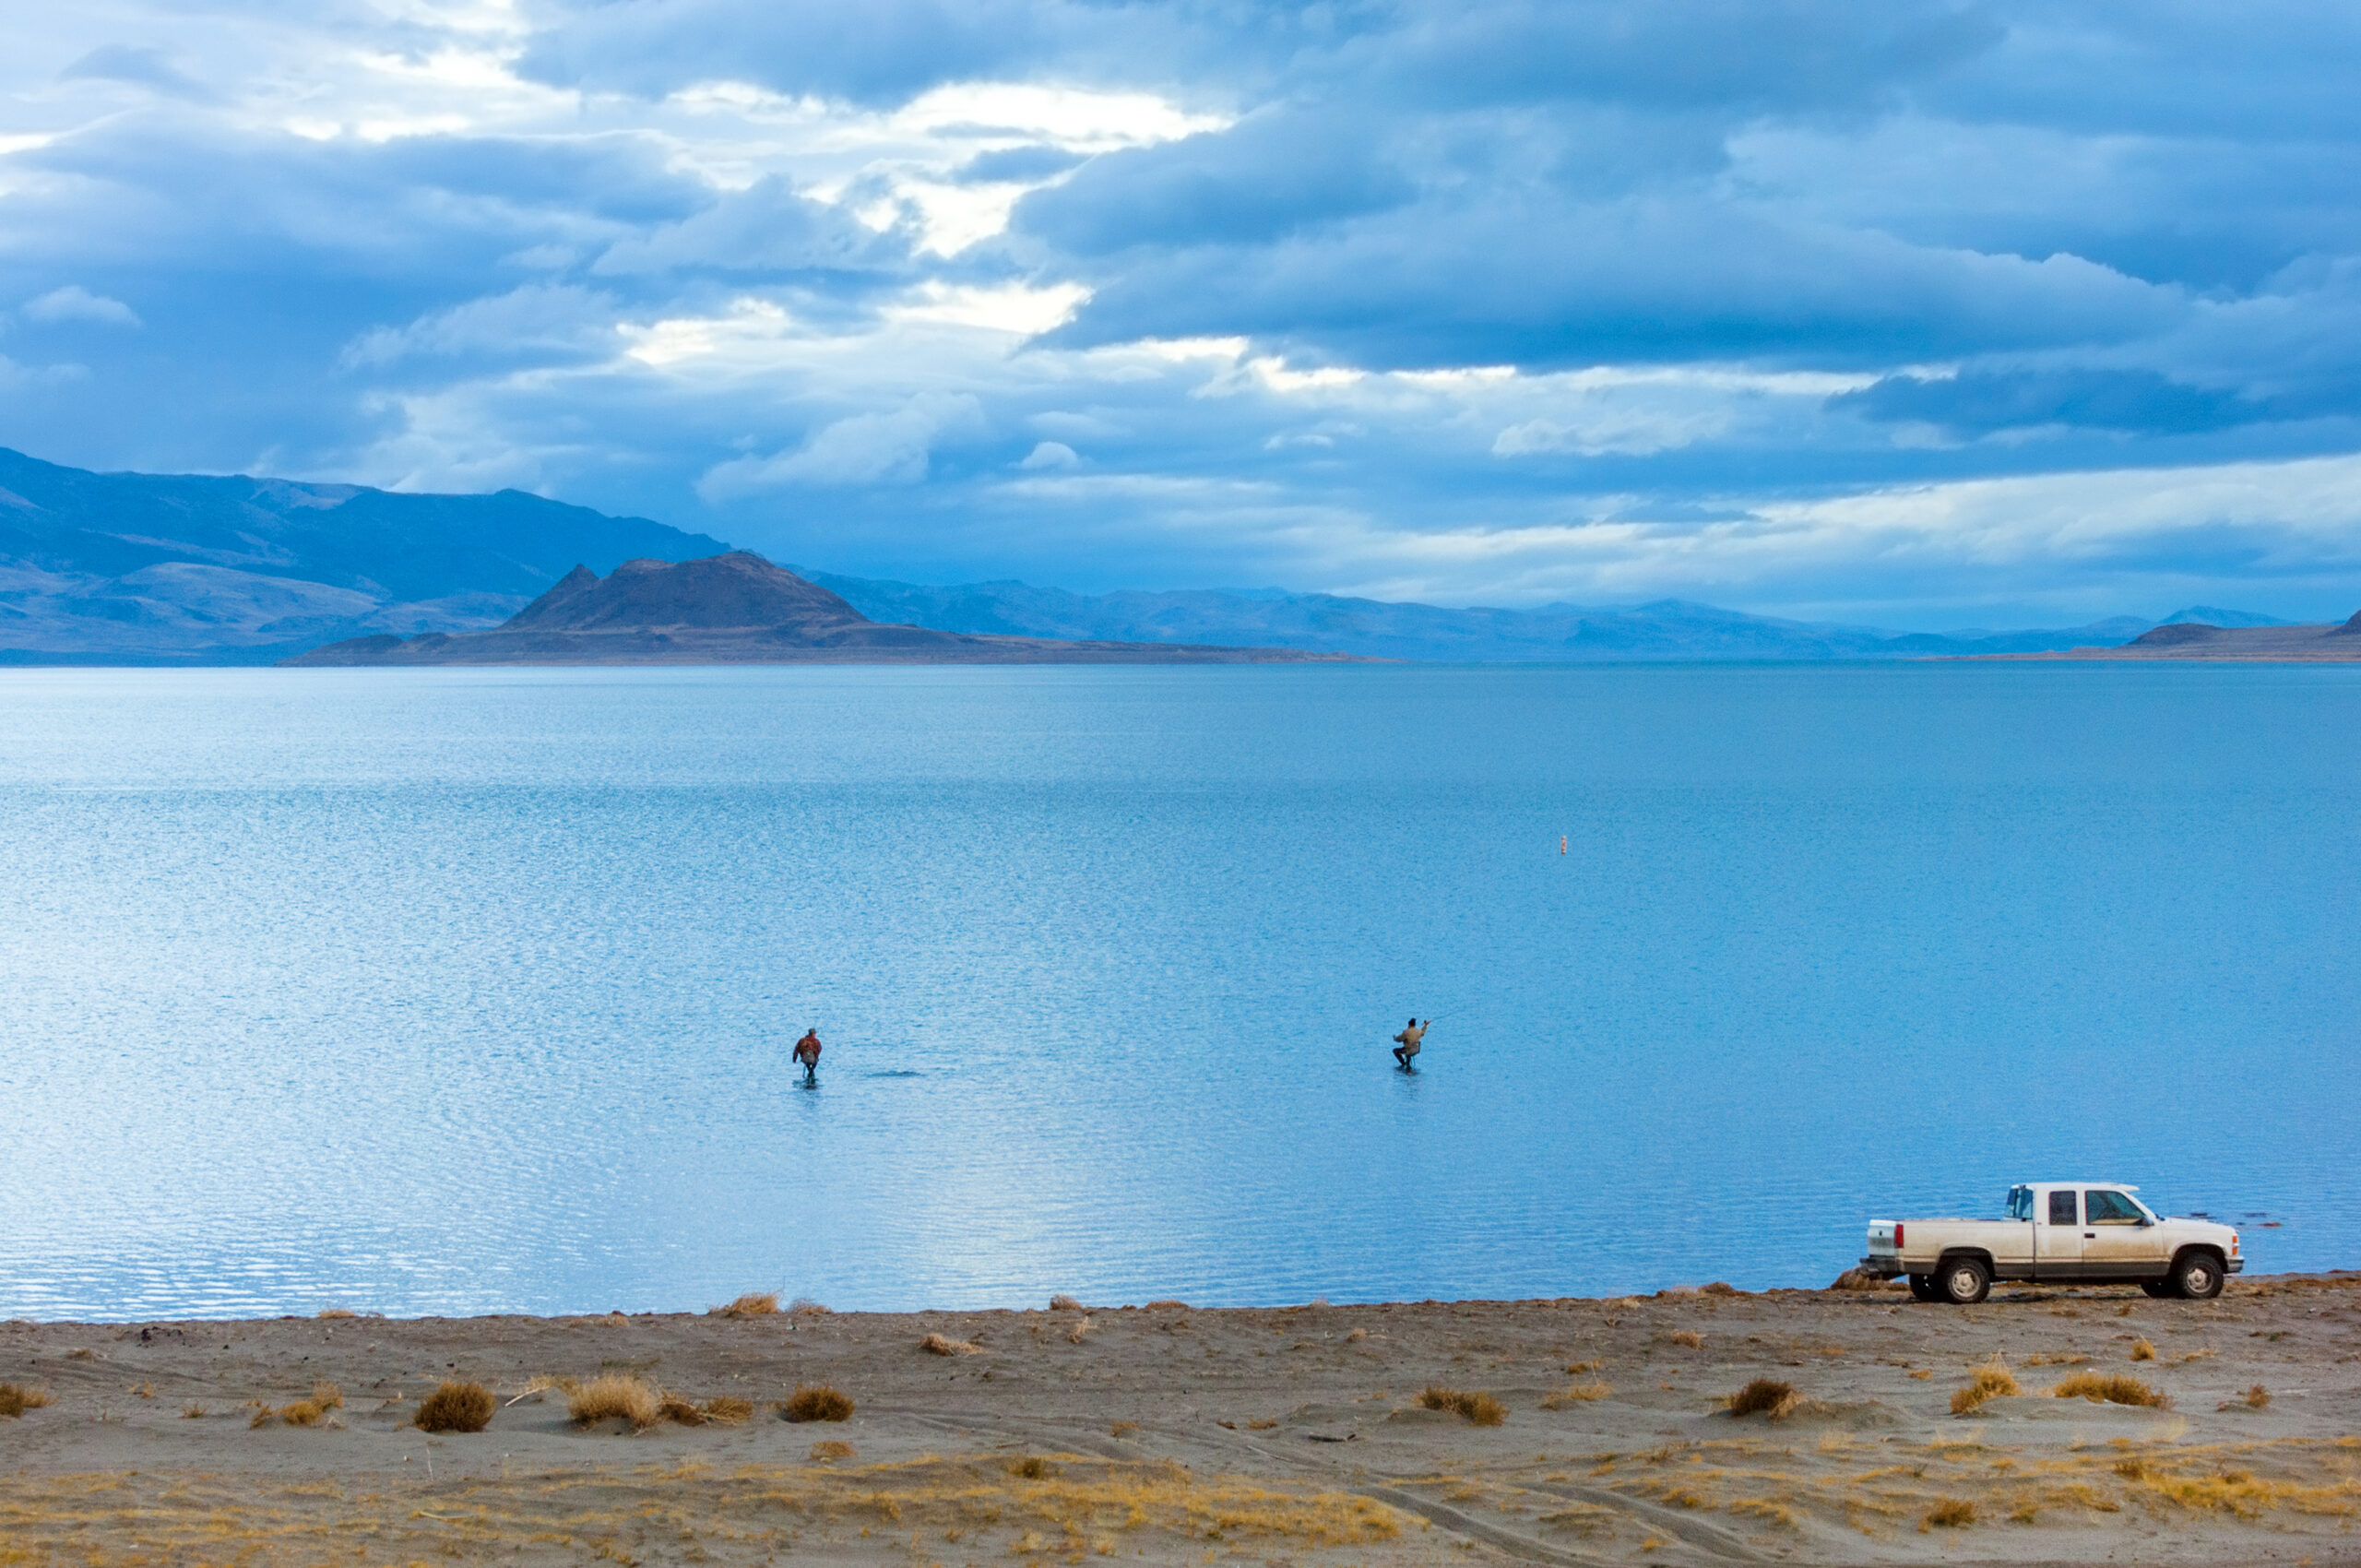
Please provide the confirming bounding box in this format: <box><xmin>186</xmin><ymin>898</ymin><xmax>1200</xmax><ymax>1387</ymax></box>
<box><xmin>284</xmin><ymin>552</ymin><xmax>1354</xmax><ymax>666</ymax></box>
<box><xmin>0</xmin><ymin>447</ymin><xmax>725</xmax><ymax>663</ymax></box>
<box><xmin>0</xmin><ymin>447</ymin><xmax>2312</xmax><ymax>664</ymax></box>
<box><xmin>806</xmin><ymin>573</ymin><xmax>2265</xmax><ymax>662</ymax></box>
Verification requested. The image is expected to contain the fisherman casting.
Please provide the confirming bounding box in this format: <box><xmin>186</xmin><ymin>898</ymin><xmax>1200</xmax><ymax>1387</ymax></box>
<box><xmin>793</xmin><ymin>1028</ymin><xmax>823</xmax><ymax>1084</ymax></box>
<box><xmin>1392</xmin><ymin>1017</ymin><xmax>1430</xmax><ymax>1070</ymax></box>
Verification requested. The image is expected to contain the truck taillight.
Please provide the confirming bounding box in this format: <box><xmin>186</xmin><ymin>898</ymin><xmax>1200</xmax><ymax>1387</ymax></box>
<box><xmin>1894</xmin><ymin>1223</ymin><xmax>1904</xmax><ymax>1249</ymax></box>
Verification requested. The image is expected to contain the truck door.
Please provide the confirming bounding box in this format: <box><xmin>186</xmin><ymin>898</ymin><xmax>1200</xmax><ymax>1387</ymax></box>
<box><xmin>2036</xmin><ymin>1187</ymin><xmax>2082</xmax><ymax>1278</ymax></box>
<box><xmin>2082</xmin><ymin>1189</ymin><xmax>2159</xmax><ymax>1279</ymax></box>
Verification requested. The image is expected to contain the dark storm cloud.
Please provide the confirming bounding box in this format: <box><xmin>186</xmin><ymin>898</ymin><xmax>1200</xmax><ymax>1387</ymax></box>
<box><xmin>1832</xmin><ymin>370</ymin><xmax>2266</xmax><ymax>436</ymax></box>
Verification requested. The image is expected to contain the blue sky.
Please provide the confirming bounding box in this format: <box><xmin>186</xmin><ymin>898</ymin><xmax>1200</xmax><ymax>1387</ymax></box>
<box><xmin>5</xmin><ymin>1</ymin><xmax>2361</xmax><ymax>626</ymax></box>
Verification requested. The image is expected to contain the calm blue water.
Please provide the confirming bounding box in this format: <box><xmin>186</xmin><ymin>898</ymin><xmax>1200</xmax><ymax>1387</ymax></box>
<box><xmin>3</xmin><ymin>663</ymin><xmax>2357</xmax><ymax>1321</ymax></box>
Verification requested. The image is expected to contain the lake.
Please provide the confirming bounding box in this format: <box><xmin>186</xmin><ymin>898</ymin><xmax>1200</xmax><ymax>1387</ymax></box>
<box><xmin>3</xmin><ymin>662</ymin><xmax>2356</xmax><ymax>1320</ymax></box>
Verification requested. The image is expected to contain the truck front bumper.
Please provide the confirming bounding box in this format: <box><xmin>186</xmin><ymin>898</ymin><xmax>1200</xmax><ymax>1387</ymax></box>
<box><xmin>2228</xmin><ymin>1257</ymin><xmax>2245</xmax><ymax>1274</ymax></box>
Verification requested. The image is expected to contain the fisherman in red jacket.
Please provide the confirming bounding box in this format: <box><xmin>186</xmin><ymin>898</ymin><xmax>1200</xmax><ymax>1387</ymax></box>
<box><xmin>793</xmin><ymin>1028</ymin><xmax>822</xmax><ymax>1085</ymax></box>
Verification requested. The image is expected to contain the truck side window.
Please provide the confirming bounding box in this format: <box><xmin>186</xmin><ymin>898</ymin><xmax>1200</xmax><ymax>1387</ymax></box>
<box><xmin>2085</xmin><ymin>1190</ymin><xmax>2142</xmax><ymax>1225</ymax></box>
<box><xmin>2048</xmin><ymin>1191</ymin><xmax>2078</xmax><ymax>1226</ymax></box>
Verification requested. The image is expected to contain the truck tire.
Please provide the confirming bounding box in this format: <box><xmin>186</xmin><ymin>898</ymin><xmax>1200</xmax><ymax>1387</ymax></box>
<box><xmin>1938</xmin><ymin>1256</ymin><xmax>1990</xmax><ymax>1305</ymax></box>
<box><xmin>1907</xmin><ymin>1274</ymin><xmax>1940</xmax><ymax>1301</ymax></box>
<box><xmin>2140</xmin><ymin>1280</ymin><xmax>2177</xmax><ymax>1299</ymax></box>
<box><xmin>2171</xmin><ymin>1250</ymin><xmax>2225</xmax><ymax>1301</ymax></box>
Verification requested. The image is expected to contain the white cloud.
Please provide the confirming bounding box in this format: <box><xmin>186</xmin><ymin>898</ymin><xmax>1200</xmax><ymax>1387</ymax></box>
<box><xmin>1492</xmin><ymin>409</ymin><xmax>1728</xmax><ymax>457</ymax></box>
<box><xmin>1018</xmin><ymin>439</ymin><xmax>1078</xmax><ymax>469</ymax></box>
<box><xmin>24</xmin><ymin>286</ymin><xmax>141</xmax><ymax>327</ymax></box>
<box><xmin>698</xmin><ymin>392</ymin><xmax>984</xmax><ymax>494</ymax></box>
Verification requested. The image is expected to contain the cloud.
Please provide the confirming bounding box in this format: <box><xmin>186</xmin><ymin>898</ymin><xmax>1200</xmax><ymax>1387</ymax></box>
<box><xmin>5</xmin><ymin>0</ymin><xmax>2361</xmax><ymax>625</ymax></box>
<box><xmin>1018</xmin><ymin>439</ymin><xmax>1077</xmax><ymax>469</ymax></box>
<box><xmin>341</xmin><ymin>284</ymin><xmax>619</xmax><ymax>370</ymax></box>
<box><xmin>1831</xmin><ymin>368</ymin><xmax>2267</xmax><ymax>436</ymax></box>
<box><xmin>59</xmin><ymin>43</ymin><xmax>211</xmax><ymax>100</ymax></box>
<box><xmin>698</xmin><ymin>392</ymin><xmax>985</xmax><ymax>494</ymax></box>
<box><xmin>23</xmin><ymin>286</ymin><xmax>141</xmax><ymax>327</ymax></box>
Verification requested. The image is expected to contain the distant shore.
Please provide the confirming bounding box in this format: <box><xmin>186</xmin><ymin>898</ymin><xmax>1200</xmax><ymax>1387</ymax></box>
<box><xmin>1968</xmin><ymin>615</ymin><xmax>2361</xmax><ymax>660</ymax></box>
<box><xmin>5</xmin><ymin>1271</ymin><xmax>2355</xmax><ymax>1564</ymax></box>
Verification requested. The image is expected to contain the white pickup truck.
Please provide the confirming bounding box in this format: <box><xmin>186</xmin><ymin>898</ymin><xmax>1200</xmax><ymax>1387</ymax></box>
<box><xmin>1859</xmin><ymin>1182</ymin><xmax>2242</xmax><ymax>1304</ymax></box>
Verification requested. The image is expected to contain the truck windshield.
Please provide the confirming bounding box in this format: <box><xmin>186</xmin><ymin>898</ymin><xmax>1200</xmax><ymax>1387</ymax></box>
<box><xmin>2006</xmin><ymin>1185</ymin><xmax>2033</xmax><ymax>1221</ymax></box>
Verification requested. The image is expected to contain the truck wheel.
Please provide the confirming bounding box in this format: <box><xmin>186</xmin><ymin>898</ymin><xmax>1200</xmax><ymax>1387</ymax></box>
<box><xmin>1939</xmin><ymin>1256</ymin><xmax>1990</xmax><ymax>1305</ymax></box>
<box><xmin>2171</xmin><ymin>1251</ymin><xmax>2225</xmax><ymax>1301</ymax></box>
<box><xmin>1907</xmin><ymin>1275</ymin><xmax>1939</xmax><ymax>1301</ymax></box>
<box><xmin>2140</xmin><ymin>1280</ymin><xmax>2177</xmax><ymax>1299</ymax></box>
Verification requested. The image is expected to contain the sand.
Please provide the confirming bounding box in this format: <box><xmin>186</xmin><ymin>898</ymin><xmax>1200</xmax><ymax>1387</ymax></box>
<box><xmin>4</xmin><ymin>1273</ymin><xmax>2359</xmax><ymax>1566</ymax></box>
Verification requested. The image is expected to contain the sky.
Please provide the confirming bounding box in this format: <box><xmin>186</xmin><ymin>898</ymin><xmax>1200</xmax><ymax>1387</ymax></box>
<box><xmin>4</xmin><ymin>2</ymin><xmax>2361</xmax><ymax>627</ymax></box>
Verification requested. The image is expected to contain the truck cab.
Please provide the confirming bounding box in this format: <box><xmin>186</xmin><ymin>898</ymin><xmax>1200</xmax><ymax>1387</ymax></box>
<box><xmin>1860</xmin><ymin>1182</ymin><xmax>2241</xmax><ymax>1303</ymax></box>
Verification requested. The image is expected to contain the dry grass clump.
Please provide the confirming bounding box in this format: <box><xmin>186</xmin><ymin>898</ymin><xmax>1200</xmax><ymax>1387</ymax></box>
<box><xmin>2023</xmin><ymin>1351</ymin><xmax>2087</xmax><ymax>1366</ymax></box>
<box><xmin>703</xmin><ymin>1396</ymin><xmax>753</xmax><ymax>1425</ymax></box>
<box><xmin>568</xmin><ymin>1374</ymin><xmax>661</xmax><ymax>1428</ymax></box>
<box><xmin>2050</xmin><ymin>1372</ymin><xmax>2168</xmax><ymax>1408</ymax></box>
<box><xmin>1726</xmin><ymin>1378</ymin><xmax>1798</xmax><ymax>1419</ymax></box>
<box><xmin>1144</xmin><ymin>1299</ymin><xmax>1189</xmax><ymax>1310</ymax></box>
<box><xmin>789</xmin><ymin>1298</ymin><xmax>831</xmax><ymax>1316</ymax></box>
<box><xmin>658</xmin><ymin>1393</ymin><xmax>706</xmax><ymax>1426</ymax></box>
<box><xmin>278</xmin><ymin>1399</ymin><xmax>327</xmax><ymax>1428</ymax></box>
<box><xmin>1951</xmin><ymin>1360</ymin><xmax>2022</xmax><ymax>1415</ymax></box>
<box><xmin>1110</xmin><ymin>1420</ymin><xmax>1141</xmax><ymax>1438</ymax></box>
<box><xmin>414</xmin><ymin>1381</ymin><xmax>495</xmax><ymax>1433</ymax></box>
<box><xmin>782</xmin><ymin>1384</ymin><xmax>855</xmax><ymax>1423</ymax></box>
<box><xmin>1541</xmin><ymin>1381</ymin><xmax>1611</xmax><ymax>1409</ymax></box>
<box><xmin>2130</xmin><ymin>1337</ymin><xmax>2156</xmax><ymax>1361</ymax></box>
<box><xmin>315</xmin><ymin>1307</ymin><xmax>358</xmax><ymax>1319</ymax></box>
<box><xmin>710</xmin><ymin>1291</ymin><xmax>779</xmax><ymax>1319</ymax></box>
<box><xmin>1700</xmin><ymin>1281</ymin><xmax>1739</xmax><ymax>1296</ymax></box>
<box><xmin>311</xmin><ymin>1382</ymin><xmax>343</xmax><ymax>1411</ymax></box>
<box><xmin>1050</xmin><ymin>1294</ymin><xmax>1084</xmax><ymax>1311</ymax></box>
<box><xmin>809</xmin><ymin>1439</ymin><xmax>856</xmax><ymax>1461</ymax></box>
<box><xmin>1827</xmin><ymin>1268</ymin><xmax>1888</xmax><ymax>1290</ymax></box>
<box><xmin>2221</xmin><ymin>1384</ymin><xmax>2271</xmax><ymax>1411</ymax></box>
<box><xmin>920</xmin><ymin>1332</ymin><xmax>980</xmax><ymax>1356</ymax></box>
<box><xmin>1067</xmin><ymin>1317</ymin><xmax>1094</xmax><ymax>1344</ymax></box>
<box><xmin>1418</xmin><ymin>1386</ymin><xmax>1506</xmax><ymax>1427</ymax></box>
<box><xmin>1664</xmin><ymin>1329</ymin><xmax>1703</xmax><ymax>1349</ymax></box>
<box><xmin>131</xmin><ymin>1381</ymin><xmax>154</xmax><ymax>1398</ymax></box>
<box><xmin>0</xmin><ymin>1453</ymin><xmax>1406</xmax><ymax>1558</ymax></box>
<box><xmin>0</xmin><ymin>1384</ymin><xmax>54</xmax><ymax>1419</ymax></box>
<box><xmin>181</xmin><ymin>1403</ymin><xmax>205</xmax><ymax>1420</ymax></box>
<box><xmin>1923</xmin><ymin>1498</ymin><xmax>1975</xmax><ymax>1529</ymax></box>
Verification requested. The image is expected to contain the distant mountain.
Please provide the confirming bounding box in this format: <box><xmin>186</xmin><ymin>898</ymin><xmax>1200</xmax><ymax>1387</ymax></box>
<box><xmin>286</xmin><ymin>552</ymin><xmax>1355</xmax><ymax>667</ymax></box>
<box><xmin>0</xmin><ymin>447</ymin><xmax>2310</xmax><ymax>664</ymax></box>
<box><xmin>0</xmin><ymin>447</ymin><xmax>725</xmax><ymax>664</ymax></box>
<box><xmin>2155</xmin><ymin>605</ymin><xmax>2296</xmax><ymax>628</ymax></box>
<box><xmin>805</xmin><ymin>573</ymin><xmax>2218</xmax><ymax>663</ymax></box>
<box><xmin>1986</xmin><ymin>611</ymin><xmax>2360</xmax><ymax>661</ymax></box>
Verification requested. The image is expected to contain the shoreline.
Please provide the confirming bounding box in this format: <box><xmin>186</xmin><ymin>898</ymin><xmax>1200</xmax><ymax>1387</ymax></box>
<box><xmin>6</xmin><ymin>1271</ymin><xmax>2357</xmax><ymax>1564</ymax></box>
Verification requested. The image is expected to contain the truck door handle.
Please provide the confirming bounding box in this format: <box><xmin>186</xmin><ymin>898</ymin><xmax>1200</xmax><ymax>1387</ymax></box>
<box><xmin>2084</xmin><ymin>1232</ymin><xmax>2095</xmax><ymax>1239</ymax></box>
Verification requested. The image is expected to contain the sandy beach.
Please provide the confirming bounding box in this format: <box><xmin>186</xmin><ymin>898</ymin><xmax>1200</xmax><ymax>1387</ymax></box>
<box><xmin>4</xmin><ymin>1272</ymin><xmax>2357</xmax><ymax>1566</ymax></box>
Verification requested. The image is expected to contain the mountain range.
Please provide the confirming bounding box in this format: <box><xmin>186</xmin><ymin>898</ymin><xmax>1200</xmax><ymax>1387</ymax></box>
<box><xmin>0</xmin><ymin>446</ymin><xmax>2303</xmax><ymax>664</ymax></box>
<box><xmin>285</xmin><ymin>552</ymin><xmax>1347</xmax><ymax>666</ymax></box>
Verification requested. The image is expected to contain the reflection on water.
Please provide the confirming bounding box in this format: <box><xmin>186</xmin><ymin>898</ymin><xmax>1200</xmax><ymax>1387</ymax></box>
<box><xmin>2</xmin><ymin>663</ymin><xmax>2357</xmax><ymax>1320</ymax></box>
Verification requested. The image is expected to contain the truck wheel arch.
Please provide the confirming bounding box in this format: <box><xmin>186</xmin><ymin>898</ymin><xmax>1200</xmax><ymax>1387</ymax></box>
<box><xmin>2169</xmin><ymin>1246</ymin><xmax>2228</xmax><ymax>1300</ymax></box>
<box><xmin>1934</xmin><ymin>1251</ymin><xmax>1993</xmax><ymax>1304</ymax></box>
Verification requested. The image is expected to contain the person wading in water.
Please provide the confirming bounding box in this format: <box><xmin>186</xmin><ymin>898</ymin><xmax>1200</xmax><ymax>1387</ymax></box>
<box><xmin>793</xmin><ymin>1028</ymin><xmax>823</xmax><ymax>1085</ymax></box>
<box><xmin>1392</xmin><ymin>1017</ymin><xmax>1430</xmax><ymax>1071</ymax></box>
